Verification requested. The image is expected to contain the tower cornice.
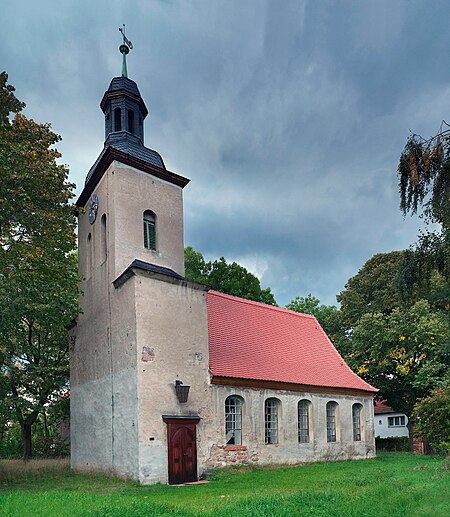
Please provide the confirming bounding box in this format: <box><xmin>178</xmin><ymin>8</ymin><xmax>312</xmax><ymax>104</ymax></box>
<box><xmin>76</xmin><ymin>146</ymin><xmax>190</xmax><ymax>208</ymax></box>
<box><xmin>100</xmin><ymin>88</ymin><xmax>148</xmax><ymax>118</ymax></box>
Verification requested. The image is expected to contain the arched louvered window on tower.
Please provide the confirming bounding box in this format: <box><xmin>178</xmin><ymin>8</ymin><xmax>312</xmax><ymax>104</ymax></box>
<box><xmin>100</xmin><ymin>214</ymin><xmax>107</xmax><ymax>263</ymax></box>
<box><xmin>143</xmin><ymin>210</ymin><xmax>156</xmax><ymax>251</ymax></box>
<box><xmin>114</xmin><ymin>107</ymin><xmax>121</xmax><ymax>131</ymax></box>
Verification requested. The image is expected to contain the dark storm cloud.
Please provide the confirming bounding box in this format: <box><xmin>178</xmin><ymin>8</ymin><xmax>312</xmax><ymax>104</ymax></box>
<box><xmin>2</xmin><ymin>0</ymin><xmax>446</xmax><ymax>306</ymax></box>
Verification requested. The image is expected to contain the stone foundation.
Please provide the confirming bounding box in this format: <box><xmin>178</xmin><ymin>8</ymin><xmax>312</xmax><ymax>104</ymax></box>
<box><xmin>207</xmin><ymin>444</ymin><xmax>259</xmax><ymax>468</ymax></box>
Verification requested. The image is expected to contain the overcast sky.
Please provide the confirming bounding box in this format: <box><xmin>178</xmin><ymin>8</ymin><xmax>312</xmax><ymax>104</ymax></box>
<box><xmin>3</xmin><ymin>0</ymin><xmax>448</xmax><ymax>306</ymax></box>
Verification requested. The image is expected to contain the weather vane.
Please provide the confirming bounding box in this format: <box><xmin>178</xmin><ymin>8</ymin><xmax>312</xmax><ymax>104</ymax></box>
<box><xmin>119</xmin><ymin>24</ymin><xmax>133</xmax><ymax>78</ymax></box>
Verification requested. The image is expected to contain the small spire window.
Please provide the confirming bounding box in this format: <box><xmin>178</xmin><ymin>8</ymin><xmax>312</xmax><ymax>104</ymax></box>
<box><xmin>143</xmin><ymin>210</ymin><xmax>156</xmax><ymax>251</ymax></box>
<box><xmin>114</xmin><ymin>108</ymin><xmax>121</xmax><ymax>131</ymax></box>
<box><xmin>128</xmin><ymin>109</ymin><xmax>135</xmax><ymax>134</ymax></box>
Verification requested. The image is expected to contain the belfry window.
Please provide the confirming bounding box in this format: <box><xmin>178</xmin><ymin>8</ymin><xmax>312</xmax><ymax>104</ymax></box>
<box><xmin>128</xmin><ymin>109</ymin><xmax>135</xmax><ymax>134</ymax></box>
<box><xmin>225</xmin><ymin>396</ymin><xmax>243</xmax><ymax>445</ymax></box>
<box><xmin>265</xmin><ymin>398</ymin><xmax>279</xmax><ymax>444</ymax></box>
<box><xmin>298</xmin><ymin>400</ymin><xmax>310</xmax><ymax>443</ymax></box>
<box><xmin>114</xmin><ymin>108</ymin><xmax>121</xmax><ymax>131</ymax></box>
<box><xmin>101</xmin><ymin>214</ymin><xmax>107</xmax><ymax>263</ymax></box>
<box><xmin>143</xmin><ymin>211</ymin><xmax>156</xmax><ymax>250</ymax></box>
<box><xmin>326</xmin><ymin>401</ymin><xmax>338</xmax><ymax>442</ymax></box>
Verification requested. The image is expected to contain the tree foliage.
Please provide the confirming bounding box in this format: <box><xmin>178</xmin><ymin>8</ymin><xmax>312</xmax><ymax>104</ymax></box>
<box><xmin>285</xmin><ymin>294</ymin><xmax>348</xmax><ymax>352</ymax></box>
<box><xmin>412</xmin><ymin>383</ymin><xmax>450</xmax><ymax>455</ymax></box>
<box><xmin>398</xmin><ymin>128</ymin><xmax>450</xmax><ymax>227</ymax></box>
<box><xmin>337</xmin><ymin>252</ymin><xmax>405</xmax><ymax>328</ymax></box>
<box><xmin>350</xmin><ymin>300</ymin><xmax>449</xmax><ymax>416</ymax></box>
<box><xmin>184</xmin><ymin>246</ymin><xmax>277</xmax><ymax>305</ymax></box>
<box><xmin>397</xmin><ymin>126</ymin><xmax>450</xmax><ymax>294</ymax></box>
<box><xmin>337</xmin><ymin>248</ymin><xmax>450</xmax><ymax>416</ymax></box>
<box><xmin>0</xmin><ymin>72</ymin><xmax>77</xmax><ymax>459</ymax></box>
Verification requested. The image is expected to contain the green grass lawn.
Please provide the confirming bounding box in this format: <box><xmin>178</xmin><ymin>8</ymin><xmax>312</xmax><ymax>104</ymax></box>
<box><xmin>0</xmin><ymin>453</ymin><xmax>449</xmax><ymax>516</ymax></box>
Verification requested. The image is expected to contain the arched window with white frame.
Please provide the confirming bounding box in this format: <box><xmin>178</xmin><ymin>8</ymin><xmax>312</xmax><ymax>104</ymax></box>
<box><xmin>326</xmin><ymin>401</ymin><xmax>338</xmax><ymax>442</ymax></box>
<box><xmin>352</xmin><ymin>403</ymin><xmax>363</xmax><ymax>441</ymax></box>
<box><xmin>265</xmin><ymin>398</ymin><xmax>280</xmax><ymax>444</ymax></box>
<box><xmin>298</xmin><ymin>399</ymin><xmax>311</xmax><ymax>443</ymax></box>
<box><xmin>225</xmin><ymin>396</ymin><xmax>243</xmax><ymax>445</ymax></box>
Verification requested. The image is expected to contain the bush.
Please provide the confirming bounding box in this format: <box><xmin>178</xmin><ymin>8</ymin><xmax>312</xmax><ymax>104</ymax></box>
<box><xmin>376</xmin><ymin>437</ymin><xmax>410</xmax><ymax>452</ymax></box>
<box><xmin>413</xmin><ymin>384</ymin><xmax>450</xmax><ymax>455</ymax></box>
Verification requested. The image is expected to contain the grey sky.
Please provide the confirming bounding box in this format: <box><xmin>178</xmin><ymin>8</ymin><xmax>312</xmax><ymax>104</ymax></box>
<box><xmin>3</xmin><ymin>0</ymin><xmax>446</xmax><ymax>306</ymax></box>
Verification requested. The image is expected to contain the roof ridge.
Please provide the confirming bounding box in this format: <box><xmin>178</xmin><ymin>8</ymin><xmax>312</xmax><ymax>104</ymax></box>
<box><xmin>208</xmin><ymin>290</ymin><xmax>317</xmax><ymax>320</ymax></box>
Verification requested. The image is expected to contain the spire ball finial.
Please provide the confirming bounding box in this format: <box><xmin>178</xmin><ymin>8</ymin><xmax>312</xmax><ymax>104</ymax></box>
<box><xmin>118</xmin><ymin>24</ymin><xmax>133</xmax><ymax>78</ymax></box>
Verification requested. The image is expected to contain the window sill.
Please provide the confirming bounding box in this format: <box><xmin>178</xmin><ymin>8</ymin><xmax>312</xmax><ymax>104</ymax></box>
<box><xmin>224</xmin><ymin>445</ymin><xmax>247</xmax><ymax>451</ymax></box>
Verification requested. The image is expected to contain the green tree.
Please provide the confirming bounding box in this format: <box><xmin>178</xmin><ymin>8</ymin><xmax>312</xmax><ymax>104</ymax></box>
<box><xmin>337</xmin><ymin>251</ymin><xmax>406</xmax><ymax>328</ymax></box>
<box><xmin>184</xmin><ymin>246</ymin><xmax>208</xmax><ymax>284</ymax></box>
<box><xmin>397</xmin><ymin>125</ymin><xmax>450</xmax><ymax>295</ymax></box>
<box><xmin>285</xmin><ymin>294</ymin><xmax>348</xmax><ymax>353</ymax></box>
<box><xmin>0</xmin><ymin>72</ymin><xmax>77</xmax><ymax>459</ymax></box>
<box><xmin>412</xmin><ymin>383</ymin><xmax>450</xmax><ymax>455</ymax></box>
<box><xmin>184</xmin><ymin>246</ymin><xmax>277</xmax><ymax>305</ymax></box>
<box><xmin>351</xmin><ymin>300</ymin><xmax>450</xmax><ymax>418</ymax></box>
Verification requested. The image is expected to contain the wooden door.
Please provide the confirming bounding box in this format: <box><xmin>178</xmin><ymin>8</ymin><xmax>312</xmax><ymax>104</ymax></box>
<box><xmin>165</xmin><ymin>419</ymin><xmax>198</xmax><ymax>484</ymax></box>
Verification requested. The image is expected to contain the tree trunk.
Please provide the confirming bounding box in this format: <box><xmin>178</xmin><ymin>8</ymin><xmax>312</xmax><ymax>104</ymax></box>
<box><xmin>43</xmin><ymin>408</ymin><xmax>49</xmax><ymax>453</ymax></box>
<box><xmin>21</xmin><ymin>421</ymin><xmax>33</xmax><ymax>460</ymax></box>
<box><xmin>407</xmin><ymin>418</ymin><xmax>414</xmax><ymax>452</ymax></box>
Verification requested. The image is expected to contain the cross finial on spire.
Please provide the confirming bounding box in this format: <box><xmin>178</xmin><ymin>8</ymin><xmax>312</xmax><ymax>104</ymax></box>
<box><xmin>119</xmin><ymin>24</ymin><xmax>133</xmax><ymax>78</ymax></box>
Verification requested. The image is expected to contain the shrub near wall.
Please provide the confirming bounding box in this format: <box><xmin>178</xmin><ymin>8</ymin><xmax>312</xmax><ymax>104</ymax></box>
<box><xmin>376</xmin><ymin>437</ymin><xmax>410</xmax><ymax>452</ymax></box>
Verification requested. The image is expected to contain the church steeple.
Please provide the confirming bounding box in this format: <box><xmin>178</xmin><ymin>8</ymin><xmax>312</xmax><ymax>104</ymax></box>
<box><xmin>99</xmin><ymin>26</ymin><xmax>147</xmax><ymax>147</ymax></box>
<box><xmin>100</xmin><ymin>76</ymin><xmax>148</xmax><ymax>146</ymax></box>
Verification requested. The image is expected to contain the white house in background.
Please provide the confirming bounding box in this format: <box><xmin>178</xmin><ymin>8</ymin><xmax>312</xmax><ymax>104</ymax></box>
<box><xmin>374</xmin><ymin>400</ymin><xmax>409</xmax><ymax>438</ymax></box>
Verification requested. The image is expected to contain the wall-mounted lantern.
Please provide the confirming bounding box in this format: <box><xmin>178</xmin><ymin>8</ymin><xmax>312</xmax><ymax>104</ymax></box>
<box><xmin>175</xmin><ymin>380</ymin><xmax>190</xmax><ymax>403</ymax></box>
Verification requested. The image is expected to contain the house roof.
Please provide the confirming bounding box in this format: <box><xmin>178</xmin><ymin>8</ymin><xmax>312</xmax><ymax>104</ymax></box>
<box><xmin>207</xmin><ymin>291</ymin><xmax>377</xmax><ymax>393</ymax></box>
<box><xmin>374</xmin><ymin>400</ymin><xmax>398</xmax><ymax>414</ymax></box>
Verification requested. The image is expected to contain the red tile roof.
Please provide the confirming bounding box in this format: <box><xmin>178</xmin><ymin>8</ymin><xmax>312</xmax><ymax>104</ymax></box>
<box><xmin>374</xmin><ymin>400</ymin><xmax>397</xmax><ymax>414</ymax></box>
<box><xmin>207</xmin><ymin>291</ymin><xmax>377</xmax><ymax>393</ymax></box>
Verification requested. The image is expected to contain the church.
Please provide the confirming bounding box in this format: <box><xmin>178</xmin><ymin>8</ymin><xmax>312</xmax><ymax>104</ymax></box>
<box><xmin>70</xmin><ymin>40</ymin><xmax>377</xmax><ymax>485</ymax></box>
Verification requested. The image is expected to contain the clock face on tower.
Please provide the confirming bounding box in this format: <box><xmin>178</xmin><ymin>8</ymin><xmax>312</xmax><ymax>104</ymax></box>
<box><xmin>88</xmin><ymin>194</ymin><xmax>99</xmax><ymax>224</ymax></box>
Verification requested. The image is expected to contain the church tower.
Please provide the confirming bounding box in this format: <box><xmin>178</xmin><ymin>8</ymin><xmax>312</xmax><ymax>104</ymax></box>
<box><xmin>76</xmin><ymin>47</ymin><xmax>189</xmax><ymax>281</ymax></box>
<box><xmin>70</xmin><ymin>31</ymin><xmax>210</xmax><ymax>483</ymax></box>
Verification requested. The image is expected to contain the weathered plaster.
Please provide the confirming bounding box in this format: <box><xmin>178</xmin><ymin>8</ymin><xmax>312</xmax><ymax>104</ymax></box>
<box><xmin>134</xmin><ymin>273</ymin><xmax>210</xmax><ymax>483</ymax></box>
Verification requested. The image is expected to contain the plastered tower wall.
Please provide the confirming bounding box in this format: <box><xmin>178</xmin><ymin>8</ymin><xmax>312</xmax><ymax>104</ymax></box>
<box><xmin>112</xmin><ymin>162</ymin><xmax>185</xmax><ymax>278</ymax></box>
<box><xmin>133</xmin><ymin>274</ymin><xmax>210</xmax><ymax>484</ymax></box>
<box><xmin>71</xmin><ymin>164</ymin><xmax>141</xmax><ymax>478</ymax></box>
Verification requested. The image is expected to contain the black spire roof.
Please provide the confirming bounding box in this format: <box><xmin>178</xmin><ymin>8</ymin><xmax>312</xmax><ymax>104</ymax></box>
<box><xmin>85</xmin><ymin>76</ymin><xmax>165</xmax><ymax>185</ymax></box>
<box><xmin>77</xmin><ymin>70</ymin><xmax>190</xmax><ymax>209</ymax></box>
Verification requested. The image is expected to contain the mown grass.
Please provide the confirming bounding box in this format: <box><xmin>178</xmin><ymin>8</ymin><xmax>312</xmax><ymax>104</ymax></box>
<box><xmin>0</xmin><ymin>453</ymin><xmax>449</xmax><ymax>516</ymax></box>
